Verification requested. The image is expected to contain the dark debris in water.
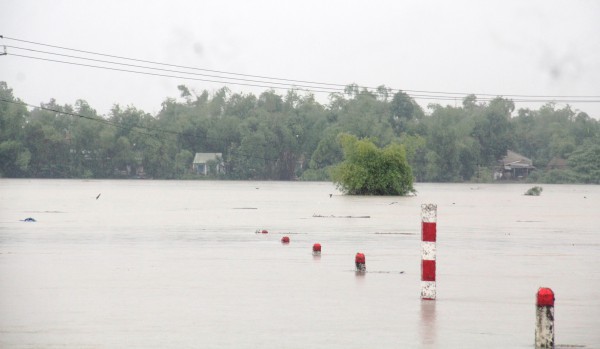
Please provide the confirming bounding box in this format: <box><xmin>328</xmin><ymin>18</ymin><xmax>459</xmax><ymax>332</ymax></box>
<box><xmin>347</xmin><ymin>270</ymin><xmax>405</xmax><ymax>274</ymax></box>
<box><xmin>374</xmin><ymin>232</ymin><xmax>416</xmax><ymax>235</ymax></box>
<box><xmin>313</xmin><ymin>214</ymin><xmax>370</xmax><ymax>218</ymax></box>
<box><xmin>525</xmin><ymin>186</ymin><xmax>543</xmax><ymax>196</ymax></box>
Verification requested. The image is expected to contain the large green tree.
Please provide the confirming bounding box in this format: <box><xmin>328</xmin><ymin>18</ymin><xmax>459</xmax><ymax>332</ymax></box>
<box><xmin>0</xmin><ymin>82</ymin><xmax>30</xmax><ymax>177</ymax></box>
<box><xmin>331</xmin><ymin>134</ymin><xmax>414</xmax><ymax>195</ymax></box>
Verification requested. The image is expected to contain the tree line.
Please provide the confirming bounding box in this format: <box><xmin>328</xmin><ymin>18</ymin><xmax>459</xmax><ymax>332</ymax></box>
<box><xmin>1</xmin><ymin>81</ymin><xmax>599</xmax><ymax>183</ymax></box>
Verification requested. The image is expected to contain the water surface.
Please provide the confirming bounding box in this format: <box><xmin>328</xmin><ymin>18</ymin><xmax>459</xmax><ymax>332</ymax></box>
<box><xmin>1</xmin><ymin>180</ymin><xmax>599</xmax><ymax>348</ymax></box>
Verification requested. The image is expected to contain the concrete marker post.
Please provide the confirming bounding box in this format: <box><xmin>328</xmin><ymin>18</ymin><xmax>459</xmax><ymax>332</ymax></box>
<box><xmin>355</xmin><ymin>252</ymin><xmax>366</xmax><ymax>272</ymax></box>
<box><xmin>535</xmin><ymin>287</ymin><xmax>555</xmax><ymax>349</ymax></box>
<box><xmin>421</xmin><ymin>204</ymin><xmax>437</xmax><ymax>300</ymax></box>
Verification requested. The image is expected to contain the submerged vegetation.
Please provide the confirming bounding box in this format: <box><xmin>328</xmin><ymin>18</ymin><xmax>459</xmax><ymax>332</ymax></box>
<box><xmin>0</xmin><ymin>81</ymin><xmax>599</xmax><ymax>184</ymax></box>
<box><xmin>524</xmin><ymin>186</ymin><xmax>543</xmax><ymax>196</ymax></box>
<box><xmin>331</xmin><ymin>134</ymin><xmax>414</xmax><ymax>195</ymax></box>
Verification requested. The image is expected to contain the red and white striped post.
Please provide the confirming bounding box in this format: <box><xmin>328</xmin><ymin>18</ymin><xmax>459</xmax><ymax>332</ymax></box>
<box><xmin>421</xmin><ymin>204</ymin><xmax>437</xmax><ymax>300</ymax></box>
<box><xmin>535</xmin><ymin>287</ymin><xmax>555</xmax><ymax>349</ymax></box>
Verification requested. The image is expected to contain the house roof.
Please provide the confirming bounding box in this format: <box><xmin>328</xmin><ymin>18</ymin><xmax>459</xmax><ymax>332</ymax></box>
<box><xmin>499</xmin><ymin>150</ymin><xmax>535</xmax><ymax>169</ymax></box>
<box><xmin>193</xmin><ymin>152</ymin><xmax>222</xmax><ymax>164</ymax></box>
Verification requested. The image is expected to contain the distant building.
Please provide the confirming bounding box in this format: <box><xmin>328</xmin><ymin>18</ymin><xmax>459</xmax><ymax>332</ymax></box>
<box><xmin>192</xmin><ymin>153</ymin><xmax>225</xmax><ymax>175</ymax></box>
<box><xmin>497</xmin><ymin>150</ymin><xmax>535</xmax><ymax>180</ymax></box>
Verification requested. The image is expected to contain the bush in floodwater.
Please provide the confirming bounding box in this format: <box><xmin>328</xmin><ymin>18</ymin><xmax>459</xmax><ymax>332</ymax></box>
<box><xmin>331</xmin><ymin>134</ymin><xmax>414</xmax><ymax>196</ymax></box>
<box><xmin>525</xmin><ymin>186</ymin><xmax>543</xmax><ymax>196</ymax></box>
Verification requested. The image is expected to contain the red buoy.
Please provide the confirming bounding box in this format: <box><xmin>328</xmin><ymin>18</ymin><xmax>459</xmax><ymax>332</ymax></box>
<box><xmin>281</xmin><ymin>236</ymin><xmax>290</xmax><ymax>244</ymax></box>
<box><xmin>261</xmin><ymin>229</ymin><xmax>268</xmax><ymax>234</ymax></box>
<box><xmin>355</xmin><ymin>252</ymin><xmax>366</xmax><ymax>272</ymax></box>
<box><xmin>312</xmin><ymin>243</ymin><xmax>321</xmax><ymax>256</ymax></box>
<box><xmin>536</xmin><ymin>287</ymin><xmax>555</xmax><ymax>307</ymax></box>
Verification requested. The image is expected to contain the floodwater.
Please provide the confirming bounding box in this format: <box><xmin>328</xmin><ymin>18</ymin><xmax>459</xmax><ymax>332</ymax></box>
<box><xmin>0</xmin><ymin>179</ymin><xmax>599</xmax><ymax>349</ymax></box>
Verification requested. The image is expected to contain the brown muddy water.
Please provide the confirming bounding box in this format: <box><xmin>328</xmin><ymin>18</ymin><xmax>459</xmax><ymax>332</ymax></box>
<box><xmin>1</xmin><ymin>179</ymin><xmax>599</xmax><ymax>348</ymax></box>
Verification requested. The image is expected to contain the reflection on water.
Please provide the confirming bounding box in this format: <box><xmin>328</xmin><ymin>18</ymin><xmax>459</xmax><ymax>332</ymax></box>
<box><xmin>0</xmin><ymin>179</ymin><xmax>599</xmax><ymax>349</ymax></box>
<box><xmin>420</xmin><ymin>301</ymin><xmax>437</xmax><ymax>347</ymax></box>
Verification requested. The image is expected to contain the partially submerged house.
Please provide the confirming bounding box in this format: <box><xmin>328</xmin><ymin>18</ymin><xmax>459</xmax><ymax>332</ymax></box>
<box><xmin>496</xmin><ymin>150</ymin><xmax>535</xmax><ymax>180</ymax></box>
<box><xmin>192</xmin><ymin>152</ymin><xmax>225</xmax><ymax>175</ymax></box>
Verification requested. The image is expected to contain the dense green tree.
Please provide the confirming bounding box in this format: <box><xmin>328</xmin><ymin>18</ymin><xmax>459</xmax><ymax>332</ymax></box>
<box><xmin>331</xmin><ymin>134</ymin><xmax>414</xmax><ymax>195</ymax></box>
<box><xmin>389</xmin><ymin>90</ymin><xmax>423</xmax><ymax>135</ymax></box>
<box><xmin>0</xmin><ymin>82</ymin><xmax>30</xmax><ymax>177</ymax></box>
<box><xmin>1</xmin><ymin>80</ymin><xmax>599</xmax><ymax>183</ymax></box>
<box><xmin>567</xmin><ymin>141</ymin><xmax>600</xmax><ymax>183</ymax></box>
<box><xmin>472</xmin><ymin>97</ymin><xmax>515</xmax><ymax>165</ymax></box>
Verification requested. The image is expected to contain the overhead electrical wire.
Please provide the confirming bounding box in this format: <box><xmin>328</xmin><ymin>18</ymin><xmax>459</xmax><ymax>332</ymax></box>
<box><xmin>1</xmin><ymin>35</ymin><xmax>600</xmax><ymax>103</ymax></box>
<box><xmin>7</xmin><ymin>52</ymin><xmax>599</xmax><ymax>104</ymax></box>
<box><xmin>4</xmin><ymin>45</ymin><xmax>344</xmax><ymax>92</ymax></box>
<box><xmin>0</xmin><ymin>35</ymin><xmax>348</xmax><ymax>88</ymax></box>
<box><xmin>7</xmin><ymin>52</ymin><xmax>342</xmax><ymax>95</ymax></box>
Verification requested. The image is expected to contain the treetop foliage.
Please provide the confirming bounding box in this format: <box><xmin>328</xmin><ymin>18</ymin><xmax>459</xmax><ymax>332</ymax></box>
<box><xmin>0</xmin><ymin>81</ymin><xmax>599</xmax><ymax>184</ymax></box>
<box><xmin>332</xmin><ymin>134</ymin><xmax>414</xmax><ymax>195</ymax></box>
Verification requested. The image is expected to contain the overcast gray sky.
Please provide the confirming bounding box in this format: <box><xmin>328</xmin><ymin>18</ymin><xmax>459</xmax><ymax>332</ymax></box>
<box><xmin>2</xmin><ymin>0</ymin><xmax>600</xmax><ymax>117</ymax></box>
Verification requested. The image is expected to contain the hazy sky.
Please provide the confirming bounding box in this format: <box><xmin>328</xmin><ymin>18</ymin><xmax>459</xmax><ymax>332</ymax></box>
<box><xmin>2</xmin><ymin>0</ymin><xmax>600</xmax><ymax>117</ymax></box>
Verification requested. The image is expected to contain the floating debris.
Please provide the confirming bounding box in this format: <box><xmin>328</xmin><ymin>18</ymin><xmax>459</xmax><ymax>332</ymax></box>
<box><xmin>525</xmin><ymin>186</ymin><xmax>543</xmax><ymax>196</ymax></box>
<box><xmin>374</xmin><ymin>232</ymin><xmax>416</xmax><ymax>235</ymax></box>
<box><xmin>312</xmin><ymin>214</ymin><xmax>370</xmax><ymax>218</ymax></box>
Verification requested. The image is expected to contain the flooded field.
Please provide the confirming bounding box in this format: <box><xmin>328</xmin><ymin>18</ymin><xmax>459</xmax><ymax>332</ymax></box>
<box><xmin>1</xmin><ymin>179</ymin><xmax>599</xmax><ymax>348</ymax></box>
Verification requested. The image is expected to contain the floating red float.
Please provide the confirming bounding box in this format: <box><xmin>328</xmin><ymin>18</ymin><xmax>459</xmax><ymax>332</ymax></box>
<box><xmin>312</xmin><ymin>243</ymin><xmax>321</xmax><ymax>256</ymax></box>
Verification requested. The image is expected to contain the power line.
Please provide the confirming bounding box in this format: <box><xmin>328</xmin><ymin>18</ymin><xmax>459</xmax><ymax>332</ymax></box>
<box><xmin>7</xmin><ymin>53</ymin><xmax>600</xmax><ymax>104</ymax></box>
<box><xmin>4</xmin><ymin>45</ymin><xmax>344</xmax><ymax>92</ymax></box>
<box><xmin>1</xmin><ymin>35</ymin><xmax>347</xmax><ymax>89</ymax></box>
<box><xmin>0</xmin><ymin>36</ymin><xmax>600</xmax><ymax>103</ymax></box>
<box><xmin>8</xmin><ymin>53</ymin><xmax>342</xmax><ymax>95</ymax></box>
<box><xmin>0</xmin><ymin>35</ymin><xmax>600</xmax><ymax>99</ymax></box>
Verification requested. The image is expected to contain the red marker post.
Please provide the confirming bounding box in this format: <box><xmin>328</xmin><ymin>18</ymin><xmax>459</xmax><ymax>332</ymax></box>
<box><xmin>535</xmin><ymin>287</ymin><xmax>555</xmax><ymax>349</ymax></box>
<box><xmin>312</xmin><ymin>243</ymin><xmax>321</xmax><ymax>256</ymax></box>
<box><xmin>421</xmin><ymin>204</ymin><xmax>437</xmax><ymax>300</ymax></box>
<box><xmin>355</xmin><ymin>252</ymin><xmax>366</xmax><ymax>272</ymax></box>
